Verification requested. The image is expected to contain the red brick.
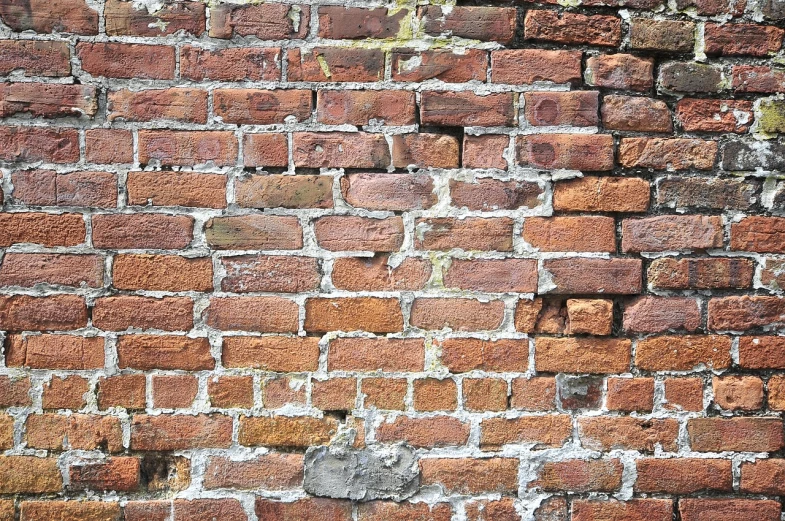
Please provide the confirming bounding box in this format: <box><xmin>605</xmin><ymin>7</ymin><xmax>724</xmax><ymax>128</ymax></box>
<box><xmin>0</xmin><ymin>0</ymin><xmax>97</xmax><ymax>34</ymax></box>
<box><xmin>0</xmin><ymin>40</ymin><xmax>70</xmax><ymax>76</ymax></box>
<box><xmin>732</xmin><ymin>65</ymin><xmax>785</xmax><ymax>93</ymax></box>
<box><xmin>288</xmin><ymin>47</ymin><xmax>383</xmax><ymax>82</ymax></box>
<box><xmin>465</xmin><ymin>499</ymin><xmax>518</xmax><ymax>521</ymax></box>
<box><xmin>108</xmin><ymin>88</ymin><xmax>206</xmax><ymax>123</ymax></box>
<box><xmin>523</xmin><ymin>91</ymin><xmax>598</xmax><ymax>127</ymax></box>
<box><xmin>392</xmin><ymin>133</ymin><xmax>459</xmax><ymax>168</ymax></box>
<box><xmin>664</xmin><ymin>377</ymin><xmax>704</xmax><ymax>412</ymax></box>
<box><xmin>636</xmin><ymin>458</ymin><xmax>731</xmax><ymax>494</ymax></box>
<box><xmin>315</xmin><ymin>216</ymin><xmax>404</xmax><ymax>252</ymax></box>
<box><xmin>636</xmin><ymin>335</ymin><xmax>731</xmax><ymax>371</ymax></box>
<box><xmin>523</xmin><ymin>216</ymin><xmax>616</xmax><ymax>252</ymax></box>
<box><xmin>542</xmin><ymin>258</ymin><xmax>642</xmax><ymax>294</ymax></box>
<box><xmin>444</xmin><ymin>258</ymin><xmax>537</xmax><ymax>293</ymax></box>
<box><xmin>6</xmin><ymin>334</ymin><xmax>103</xmax><ymax>369</ymax></box>
<box><xmin>26</xmin><ymin>413</ymin><xmax>122</xmax><ymax>452</ymax></box>
<box><xmin>491</xmin><ymin>49</ymin><xmax>582</xmax><ymax>85</ymax></box>
<box><xmin>70</xmin><ymin>457</ymin><xmax>140</xmax><ymax>492</ymax></box>
<box><xmin>203</xmin><ymin>296</ymin><xmax>298</xmax><ymax>333</ymax></box>
<box><xmin>204</xmin><ymin>453</ymin><xmax>303</xmax><ymax>490</ymax></box>
<box><xmin>77</xmin><ymin>43</ymin><xmax>174</xmax><ymax>79</ymax></box>
<box><xmin>98</xmin><ymin>374</ymin><xmax>146</xmax><ymax>410</ymax></box>
<box><xmin>554</xmin><ymin>176</ymin><xmax>649</xmax><ymax>212</ymax></box>
<box><xmin>689</xmin><ymin>417</ymin><xmax>784</xmax><ymax>452</ymax></box>
<box><xmin>242</xmin><ymin>133</ymin><xmax>289</xmax><ymax>167</ymax></box>
<box><xmin>221</xmin><ymin>255</ymin><xmax>319</xmax><ymax>293</ymax></box>
<box><xmin>208</xmin><ymin>376</ymin><xmax>254</xmax><ymax>409</ymax></box>
<box><xmin>223</xmin><ymin>336</ymin><xmax>319</xmax><ymax>371</ymax></box>
<box><xmin>606</xmin><ymin>378</ymin><xmax>654</xmax><ymax>412</ymax></box>
<box><xmin>342</xmin><ymin>173</ymin><xmax>435</xmax><ymax>211</ymax></box>
<box><xmin>392</xmin><ymin>49</ymin><xmax>488</xmax><ymax>83</ymax></box>
<box><xmin>709</xmin><ymin>296</ymin><xmax>785</xmax><ymax>331</ymax></box>
<box><xmin>117</xmin><ymin>335</ymin><xmax>214</xmax><ymax>370</ymax></box>
<box><xmin>173</xmin><ymin>499</ymin><xmax>246</xmax><ymax>521</ymax></box>
<box><xmin>480</xmin><ymin>416</ymin><xmax>572</xmax><ymax>450</ymax></box>
<box><xmin>579</xmin><ymin>417</ymin><xmax>679</xmax><ymax>452</ymax></box>
<box><xmin>42</xmin><ymin>375</ymin><xmax>88</xmax><ymax>409</ymax></box>
<box><xmin>129</xmin><ymin>171</ymin><xmax>225</xmax><ymax>208</ymax></box>
<box><xmin>20</xmin><ymin>502</ymin><xmax>120</xmax><ymax>521</ymax></box>
<box><xmin>239</xmin><ymin>415</ymin><xmax>338</xmax><ymax>447</ymax></box>
<box><xmin>256</xmin><ymin>498</ymin><xmax>351</xmax><ymax>521</ymax></box>
<box><xmin>648</xmin><ymin>257</ymin><xmax>754</xmax><ymax>290</ymax></box>
<box><xmin>739</xmin><ymin>336</ymin><xmax>785</xmax><ymax>368</ymax></box>
<box><xmin>619</xmin><ymin>138</ymin><xmax>717</xmax><ymax>170</ymax></box>
<box><xmin>317</xmin><ymin>90</ymin><xmax>415</xmax><ymax>126</ymax></box>
<box><xmin>411</xmin><ymin>298</ymin><xmax>504</xmax><ymax>331</ymax></box>
<box><xmin>602</xmin><ymin>95</ymin><xmax>672</xmax><ymax>133</ymax></box>
<box><xmin>113</xmin><ymin>254</ymin><xmax>211</xmax><ymax>292</ymax></box>
<box><xmin>93</xmin><ymin>296</ymin><xmax>192</xmax><ymax>332</ymax></box>
<box><xmin>332</xmin><ymin>255</ymin><xmax>430</xmax><ymax>291</ymax></box>
<box><xmin>293</xmin><ymin>132</ymin><xmax>390</xmax><ymax>168</ymax></box>
<box><xmin>420</xmin><ymin>91</ymin><xmax>515</xmax><ymax>127</ymax></box>
<box><xmin>420</xmin><ymin>6</ymin><xmax>516</xmax><ymax>44</ymax></box>
<box><xmin>623</xmin><ymin>296</ymin><xmax>701</xmax><ymax>333</ymax></box>
<box><xmin>517</xmin><ymin>134</ymin><xmax>614</xmax><ymax>171</ymax></box>
<box><xmin>572</xmin><ymin>500</ymin><xmax>672</xmax><ymax>521</ymax></box>
<box><xmin>92</xmin><ymin>214</ymin><xmax>193</xmax><ymax>249</ymax></box>
<box><xmin>312</xmin><ymin>377</ymin><xmax>356</xmax><ymax>411</ymax></box>
<box><xmin>138</xmin><ymin>130</ymin><xmax>237</xmax><ymax>166</ymax></box>
<box><xmin>124</xmin><ymin>501</ymin><xmax>171</xmax><ymax>521</ymax></box>
<box><xmin>421</xmin><ymin>458</ymin><xmax>518</xmax><ymax>494</ymax></box>
<box><xmin>180</xmin><ymin>45</ymin><xmax>281</xmax><ymax>81</ymax></box>
<box><xmin>0</xmin><ymin>83</ymin><xmax>96</xmax><ymax>118</ymax></box>
<box><xmin>105</xmin><ymin>0</ymin><xmax>204</xmax><ymax>36</ymax></box>
<box><xmin>131</xmin><ymin>414</ymin><xmax>232</xmax><ymax>451</ymax></box>
<box><xmin>0</xmin><ymin>294</ymin><xmax>86</xmax><ymax>331</ymax></box>
<box><xmin>0</xmin><ymin>375</ymin><xmax>31</xmax><ymax>406</ymax></box>
<box><xmin>376</xmin><ymin>416</ymin><xmax>470</xmax><ymax>448</ymax></box>
<box><xmin>85</xmin><ymin>129</ymin><xmax>133</xmax><ymax>164</ymax></box>
<box><xmin>214</xmin><ymin>89</ymin><xmax>311</xmax><ymax>125</ymax></box>
<box><xmin>205</xmin><ymin>215</ymin><xmax>302</xmax><ymax>250</ymax></box>
<box><xmin>0</xmin><ymin>253</ymin><xmax>102</xmax><ymax>288</ymax></box>
<box><xmin>318</xmin><ymin>6</ymin><xmax>409</xmax><ymax>39</ymax></box>
<box><xmin>463</xmin><ymin>378</ymin><xmax>508</xmax><ymax>411</ymax></box>
<box><xmin>510</xmin><ymin>377</ymin><xmax>557</xmax><ymax>411</ymax></box>
<box><xmin>713</xmin><ymin>375</ymin><xmax>764</xmax><ymax>411</ymax></box>
<box><xmin>676</xmin><ymin>98</ymin><xmax>754</xmax><ymax>133</ymax></box>
<box><xmin>209</xmin><ymin>4</ymin><xmax>309</xmax><ymax>39</ymax></box>
<box><xmin>358</xmin><ymin>502</ymin><xmax>451</xmax><ymax>521</ymax></box>
<box><xmin>415</xmin><ymin>217</ymin><xmax>514</xmax><ymax>251</ymax></box>
<box><xmin>363</xmin><ymin>377</ymin><xmax>407</xmax><ymax>410</ymax></box>
<box><xmin>451</xmin><ymin>178</ymin><xmax>543</xmax><ymax>210</ymax></box>
<box><xmin>532</xmin><ymin>459</ymin><xmax>623</xmax><ymax>493</ymax></box>
<box><xmin>536</xmin><ymin>337</ymin><xmax>631</xmax><ymax>374</ymax></box>
<box><xmin>461</xmin><ymin>135</ymin><xmax>509</xmax><ymax>170</ymax></box>
<box><xmin>440</xmin><ymin>338</ymin><xmax>528</xmax><ymax>373</ymax></box>
<box><xmin>305</xmin><ymin>297</ymin><xmax>403</xmax><ymax>333</ymax></box>
<box><xmin>622</xmin><ymin>215</ymin><xmax>722</xmax><ymax>252</ymax></box>
<box><xmin>0</xmin><ymin>456</ymin><xmax>62</xmax><ymax>494</ymax></box>
<box><xmin>525</xmin><ymin>11</ymin><xmax>621</xmax><ymax>47</ymax></box>
<box><xmin>705</xmin><ymin>23</ymin><xmax>783</xmax><ymax>56</ymax></box>
<box><xmin>0</xmin><ymin>127</ymin><xmax>79</xmax><ymax>163</ymax></box>
<box><xmin>741</xmin><ymin>459</ymin><xmax>785</xmax><ymax>494</ymax></box>
<box><xmin>12</xmin><ymin>170</ymin><xmax>115</xmax><ymax>208</ymax></box>
<box><xmin>152</xmin><ymin>374</ymin><xmax>197</xmax><ymax>409</ymax></box>
<box><xmin>732</xmin><ymin>216</ymin><xmax>785</xmax><ymax>253</ymax></box>
<box><xmin>586</xmin><ymin>54</ymin><xmax>654</xmax><ymax>91</ymax></box>
<box><xmin>413</xmin><ymin>378</ymin><xmax>457</xmax><ymax>412</ymax></box>
<box><xmin>680</xmin><ymin>499</ymin><xmax>781</xmax><ymax>521</ymax></box>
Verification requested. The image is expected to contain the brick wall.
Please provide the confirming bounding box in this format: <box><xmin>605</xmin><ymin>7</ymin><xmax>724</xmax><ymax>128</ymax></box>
<box><xmin>0</xmin><ymin>0</ymin><xmax>784</xmax><ymax>518</ymax></box>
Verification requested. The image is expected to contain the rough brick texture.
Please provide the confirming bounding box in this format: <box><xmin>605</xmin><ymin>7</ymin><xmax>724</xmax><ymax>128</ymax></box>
<box><xmin>0</xmin><ymin>0</ymin><xmax>782</xmax><ymax>517</ymax></box>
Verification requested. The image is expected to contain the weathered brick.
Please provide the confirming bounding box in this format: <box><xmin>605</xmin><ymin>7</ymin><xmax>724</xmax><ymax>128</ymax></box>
<box><xmin>411</xmin><ymin>298</ymin><xmax>505</xmax><ymax>331</ymax></box>
<box><xmin>532</xmin><ymin>459</ymin><xmax>623</xmax><ymax>493</ymax></box>
<box><xmin>420</xmin><ymin>6</ymin><xmax>516</xmax><ymax>44</ymax></box>
<box><xmin>204</xmin><ymin>453</ymin><xmax>303</xmax><ymax>490</ymax></box>
<box><xmin>208</xmin><ymin>376</ymin><xmax>255</xmax><ymax>409</ymax></box>
<box><xmin>440</xmin><ymin>338</ymin><xmax>528</xmax><ymax>373</ymax></box>
<box><xmin>705</xmin><ymin>23</ymin><xmax>783</xmax><ymax>56</ymax></box>
<box><xmin>113</xmin><ymin>254</ymin><xmax>212</xmax><ymax>292</ymax></box>
<box><xmin>572</xmin><ymin>500</ymin><xmax>672</xmax><ymax>521</ymax></box>
<box><xmin>0</xmin><ymin>40</ymin><xmax>70</xmax><ymax>76</ymax></box>
<box><xmin>358</xmin><ymin>502</ymin><xmax>451</xmax><ymax>521</ymax></box>
<box><xmin>619</xmin><ymin>138</ymin><xmax>717</xmax><ymax>170</ymax></box>
<box><xmin>602</xmin><ymin>95</ymin><xmax>672</xmax><ymax>133</ymax></box>
<box><xmin>636</xmin><ymin>335</ymin><xmax>731</xmax><ymax>371</ymax></box>
<box><xmin>741</xmin><ymin>459</ymin><xmax>785</xmax><ymax>494</ymax></box>
<box><xmin>444</xmin><ymin>259</ymin><xmax>537</xmax><ymax>293</ymax></box>
<box><xmin>20</xmin><ymin>502</ymin><xmax>120</xmax><ymax>521</ymax></box>
<box><xmin>630</xmin><ymin>18</ymin><xmax>695</xmax><ymax>52</ymax></box>
<box><xmin>648</xmin><ymin>257</ymin><xmax>754</xmax><ymax>289</ymax></box>
<box><xmin>314</xmin><ymin>216</ymin><xmax>404</xmax><ymax>252</ymax></box>
<box><xmin>70</xmin><ymin>457</ymin><xmax>140</xmax><ymax>492</ymax></box>
<box><xmin>579</xmin><ymin>417</ymin><xmax>679</xmax><ymax>452</ymax></box>
<box><xmin>317</xmin><ymin>90</ymin><xmax>415</xmax><ymax>126</ymax></box>
<box><xmin>6</xmin><ymin>334</ymin><xmax>103</xmax><ymax>369</ymax></box>
<box><xmin>221</xmin><ymin>255</ymin><xmax>320</xmax><ymax>293</ymax></box>
<box><xmin>131</xmin><ymin>414</ymin><xmax>232</xmax><ymax>450</ymax></box>
<box><xmin>554</xmin><ymin>176</ymin><xmax>649</xmax><ymax>212</ymax></box>
<box><xmin>85</xmin><ymin>129</ymin><xmax>133</xmax><ymax>164</ymax></box>
<box><xmin>523</xmin><ymin>216</ymin><xmax>616</xmax><ymax>252</ymax></box>
<box><xmin>138</xmin><ymin>130</ymin><xmax>237</xmax><ymax>166</ymax></box>
<box><xmin>0</xmin><ymin>456</ymin><xmax>62</xmax><ymax>493</ymax></box>
<box><xmin>205</xmin><ymin>215</ymin><xmax>302</xmax><ymax>250</ymax></box>
<box><xmin>180</xmin><ymin>46</ymin><xmax>281</xmax><ymax>81</ymax></box>
<box><xmin>305</xmin><ymin>297</ymin><xmax>403</xmax><ymax>333</ymax></box>
<box><xmin>209</xmin><ymin>3</ymin><xmax>309</xmax><ymax>39</ymax></box>
<box><xmin>0</xmin><ymin>253</ymin><xmax>103</xmax><ymax>288</ymax></box>
<box><xmin>293</xmin><ymin>132</ymin><xmax>390</xmax><ymax>168</ymax></box>
<box><xmin>451</xmin><ymin>178</ymin><xmax>542</xmax><ymax>210</ymax></box>
<box><xmin>98</xmin><ymin>374</ymin><xmax>146</xmax><ymax>410</ymax></box>
<box><xmin>0</xmin><ymin>0</ymin><xmax>97</xmax><ymax>34</ymax></box>
<box><xmin>13</xmin><ymin>170</ymin><xmax>116</xmax><ymax>208</ymax></box>
<box><xmin>0</xmin><ymin>83</ymin><xmax>96</xmax><ymax>118</ymax></box>
<box><xmin>709</xmin><ymin>296</ymin><xmax>785</xmax><ymax>330</ymax></box>
<box><xmin>77</xmin><ymin>43</ymin><xmax>175</xmax><ymax>79</ymax></box>
<box><xmin>214</xmin><ymin>89</ymin><xmax>311</xmax><ymax>125</ymax></box>
<box><xmin>421</xmin><ymin>458</ymin><xmax>518</xmax><ymax>494</ymax></box>
<box><xmin>415</xmin><ymin>217</ymin><xmax>514</xmax><ymax>251</ymax></box>
<box><xmin>523</xmin><ymin>91</ymin><xmax>598</xmax><ymax>127</ymax></box>
<box><xmin>94</xmin><ymin>295</ymin><xmax>193</xmax><ymax>332</ymax></box>
<box><xmin>342</xmin><ymin>173</ymin><xmax>436</xmax><ymax>211</ymax></box>
<box><xmin>26</xmin><ymin>413</ymin><xmax>122</xmax><ymax>452</ymax></box>
<box><xmin>223</xmin><ymin>336</ymin><xmax>320</xmax><ymax>371</ymax></box>
<box><xmin>0</xmin><ymin>127</ymin><xmax>79</xmax><ymax>163</ymax></box>
<box><xmin>413</xmin><ymin>378</ymin><xmax>457</xmax><ymax>412</ymax></box>
<box><xmin>420</xmin><ymin>91</ymin><xmax>515</xmax><ymax>127</ymax></box>
<box><xmin>660</xmin><ymin>62</ymin><xmax>724</xmax><ymax>93</ymax></box>
<box><xmin>636</xmin><ymin>458</ymin><xmax>731</xmax><ymax>494</ymax></box>
<box><xmin>732</xmin><ymin>65</ymin><xmax>785</xmax><ymax>93</ymax></box>
<box><xmin>541</xmin><ymin>258</ymin><xmax>642</xmax><ymax>294</ymax></box>
<box><xmin>664</xmin><ymin>377</ymin><xmax>704</xmax><ymax>412</ymax></box>
<box><xmin>332</xmin><ymin>255</ymin><xmax>430</xmax><ymax>291</ymax></box>
<box><xmin>42</xmin><ymin>375</ymin><xmax>88</xmax><ymax>409</ymax></box>
<box><xmin>689</xmin><ymin>417</ymin><xmax>784</xmax><ymax>452</ymax></box>
<box><xmin>606</xmin><ymin>377</ymin><xmax>654</xmax><ymax>412</ymax></box>
<box><xmin>586</xmin><ymin>54</ymin><xmax>653</xmax><ymax>91</ymax></box>
<box><xmin>517</xmin><ymin>134</ymin><xmax>614</xmax><ymax>171</ymax></box>
<box><xmin>239</xmin><ymin>416</ymin><xmax>338</xmax><ymax>447</ymax></box>
<box><xmin>117</xmin><ymin>335</ymin><xmax>214</xmax><ymax>370</ymax></box>
<box><xmin>525</xmin><ymin>11</ymin><xmax>621</xmax><ymax>47</ymax></box>
<box><xmin>108</xmin><ymin>88</ymin><xmax>206</xmax><ymax>123</ymax></box>
<box><xmin>288</xmin><ymin>48</ymin><xmax>383</xmax><ymax>82</ymax></box>
<box><xmin>203</xmin><ymin>296</ymin><xmax>298</xmax><ymax>333</ymax></box>
<box><xmin>676</xmin><ymin>98</ymin><xmax>754</xmax><ymax>133</ymax></box>
<box><xmin>0</xmin><ymin>294</ymin><xmax>86</xmax><ymax>331</ymax></box>
<box><xmin>393</xmin><ymin>49</ymin><xmax>488</xmax><ymax>83</ymax></box>
<box><xmin>376</xmin><ymin>416</ymin><xmax>470</xmax><ymax>448</ymax></box>
<box><xmin>93</xmin><ymin>214</ymin><xmax>193</xmax><ymax>249</ymax></box>
<box><xmin>491</xmin><ymin>49</ymin><xmax>582</xmax><ymax>85</ymax></box>
<box><xmin>535</xmin><ymin>337</ymin><xmax>631</xmax><ymax>374</ymax></box>
<box><xmin>392</xmin><ymin>133</ymin><xmax>460</xmax><ymax>169</ymax></box>
<box><xmin>152</xmin><ymin>374</ymin><xmax>198</xmax><ymax>409</ymax></box>
<box><xmin>713</xmin><ymin>375</ymin><xmax>764</xmax><ymax>411</ymax></box>
<box><xmin>679</xmin><ymin>500</ymin><xmax>781</xmax><ymax>521</ymax></box>
<box><xmin>105</xmin><ymin>0</ymin><xmax>204</xmax><ymax>36</ymax></box>
<box><xmin>657</xmin><ymin>177</ymin><xmax>759</xmax><ymax>211</ymax></box>
<box><xmin>256</xmin><ymin>498</ymin><xmax>351</xmax><ymax>521</ymax></box>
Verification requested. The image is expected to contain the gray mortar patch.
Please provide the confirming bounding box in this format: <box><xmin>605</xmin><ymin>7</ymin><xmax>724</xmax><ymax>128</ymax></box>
<box><xmin>303</xmin><ymin>443</ymin><xmax>420</xmax><ymax>501</ymax></box>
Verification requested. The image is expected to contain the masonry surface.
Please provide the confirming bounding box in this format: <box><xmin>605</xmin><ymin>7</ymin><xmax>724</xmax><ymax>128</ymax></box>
<box><xmin>0</xmin><ymin>0</ymin><xmax>784</xmax><ymax>518</ymax></box>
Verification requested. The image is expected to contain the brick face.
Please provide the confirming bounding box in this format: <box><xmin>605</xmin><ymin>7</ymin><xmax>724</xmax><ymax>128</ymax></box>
<box><xmin>0</xmin><ymin>0</ymin><xmax>779</xmax><ymax>514</ymax></box>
